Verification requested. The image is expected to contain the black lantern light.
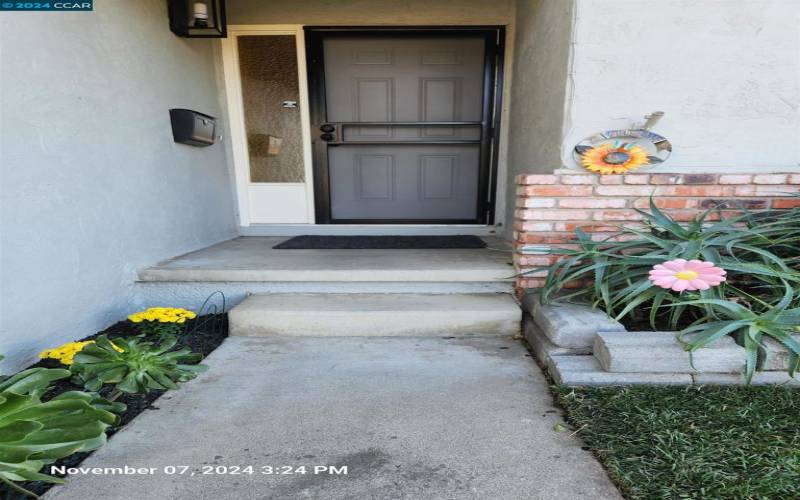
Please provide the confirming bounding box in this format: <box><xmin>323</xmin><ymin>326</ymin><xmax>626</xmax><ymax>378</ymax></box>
<box><xmin>168</xmin><ymin>0</ymin><xmax>227</xmax><ymax>38</ymax></box>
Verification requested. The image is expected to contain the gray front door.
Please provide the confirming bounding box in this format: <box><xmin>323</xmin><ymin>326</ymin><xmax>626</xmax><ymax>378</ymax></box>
<box><xmin>308</xmin><ymin>30</ymin><xmax>502</xmax><ymax>224</ymax></box>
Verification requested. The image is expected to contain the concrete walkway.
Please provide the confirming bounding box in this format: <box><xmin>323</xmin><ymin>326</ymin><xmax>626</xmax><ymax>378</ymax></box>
<box><xmin>47</xmin><ymin>337</ymin><xmax>621</xmax><ymax>500</ymax></box>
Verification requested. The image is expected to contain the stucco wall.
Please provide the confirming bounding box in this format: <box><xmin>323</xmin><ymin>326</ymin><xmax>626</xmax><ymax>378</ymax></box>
<box><xmin>504</xmin><ymin>0</ymin><xmax>575</xmax><ymax>237</ymax></box>
<box><xmin>227</xmin><ymin>0</ymin><xmax>514</xmax><ymax>25</ymax></box>
<box><xmin>563</xmin><ymin>0</ymin><xmax>800</xmax><ymax>172</ymax></box>
<box><xmin>0</xmin><ymin>1</ymin><xmax>237</xmax><ymax>372</ymax></box>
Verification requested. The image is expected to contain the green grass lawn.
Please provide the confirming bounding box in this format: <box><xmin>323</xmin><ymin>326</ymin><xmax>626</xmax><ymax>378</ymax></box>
<box><xmin>554</xmin><ymin>385</ymin><xmax>800</xmax><ymax>499</ymax></box>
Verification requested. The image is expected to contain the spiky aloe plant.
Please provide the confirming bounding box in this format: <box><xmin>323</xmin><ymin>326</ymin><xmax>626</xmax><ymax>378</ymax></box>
<box><xmin>531</xmin><ymin>198</ymin><xmax>800</xmax><ymax>382</ymax></box>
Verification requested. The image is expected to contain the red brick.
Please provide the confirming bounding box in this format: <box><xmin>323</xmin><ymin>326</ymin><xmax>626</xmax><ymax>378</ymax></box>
<box><xmin>753</xmin><ymin>174</ymin><xmax>788</xmax><ymax>184</ymax></box>
<box><xmin>517</xmin><ymin>209</ymin><xmax>593</xmax><ymax>221</ymax></box>
<box><xmin>735</xmin><ymin>185</ymin><xmax>800</xmax><ymax>196</ymax></box>
<box><xmin>514</xmin><ymin>221</ymin><xmax>554</xmax><ymax>232</ymax></box>
<box><xmin>520</xmin><ymin>186</ymin><xmax>593</xmax><ymax>197</ymax></box>
<box><xmin>719</xmin><ymin>174</ymin><xmax>752</xmax><ymax>184</ymax></box>
<box><xmin>517</xmin><ymin>174</ymin><xmax>558</xmax><ymax>185</ymax></box>
<box><xmin>623</xmin><ymin>175</ymin><xmax>650</xmax><ymax>184</ymax></box>
<box><xmin>595</xmin><ymin>185</ymin><xmax>655</xmax><ymax>196</ymax></box>
<box><xmin>773</xmin><ymin>199</ymin><xmax>800</xmax><ymax>209</ymax></box>
<box><xmin>592</xmin><ymin>210</ymin><xmax>643</xmax><ymax>221</ymax></box>
<box><xmin>699</xmin><ymin>199</ymin><xmax>767</xmax><ymax>210</ymax></box>
<box><xmin>656</xmin><ymin>186</ymin><xmax>732</xmax><ymax>196</ymax></box>
<box><xmin>515</xmin><ymin>233</ymin><xmax>546</xmax><ymax>244</ymax></box>
<box><xmin>560</xmin><ymin>175</ymin><xmax>596</xmax><ymax>185</ymax></box>
<box><xmin>517</xmin><ymin>278</ymin><xmax>546</xmax><ymax>289</ymax></box>
<box><xmin>555</xmin><ymin>223</ymin><xmax>619</xmax><ymax>232</ymax></box>
<box><xmin>599</xmin><ymin>176</ymin><xmax>623</xmax><ymax>185</ymax></box>
<box><xmin>682</xmin><ymin>174</ymin><xmax>718</xmax><ymax>184</ymax></box>
<box><xmin>632</xmin><ymin>198</ymin><xmax>696</xmax><ymax>209</ymax></box>
<box><xmin>517</xmin><ymin>197</ymin><xmax>556</xmax><ymax>208</ymax></box>
<box><xmin>649</xmin><ymin>174</ymin><xmax>680</xmax><ymax>185</ymax></box>
<box><xmin>515</xmin><ymin>255</ymin><xmax>559</xmax><ymax>267</ymax></box>
<box><xmin>559</xmin><ymin>198</ymin><xmax>627</xmax><ymax>209</ymax></box>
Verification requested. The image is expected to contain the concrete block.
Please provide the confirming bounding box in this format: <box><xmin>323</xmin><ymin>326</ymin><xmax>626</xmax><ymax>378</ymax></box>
<box><xmin>594</xmin><ymin>331</ymin><xmax>747</xmax><ymax>373</ymax></box>
<box><xmin>521</xmin><ymin>295</ymin><xmax>625</xmax><ymax>349</ymax></box>
<box><xmin>523</xmin><ymin>314</ymin><xmax>589</xmax><ymax>365</ymax></box>
<box><xmin>759</xmin><ymin>335</ymin><xmax>800</xmax><ymax>371</ymax></box>
<box><xmin>229</xmin><ymin>293</ymin><xmax>521</xmax><ymax>337</ymax></box>
<box><xmin>694</xmin><ymin>372</ymin><xmax>800</xmax><ymax>387</ymax></box>
<box><xmin>547</xmin><ymin>356</ymin><xmax>693</xmax><ymax>387</ymax></box>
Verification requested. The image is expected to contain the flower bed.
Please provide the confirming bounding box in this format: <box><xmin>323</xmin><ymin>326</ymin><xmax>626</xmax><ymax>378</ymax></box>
<box><xmin>0</xmin><ymin>299</ymin><xmax>227</xmax><ymax>499</ymax></box>
<box><xmin>526</xmin><ymin>198</ymin><xmax>800</xmax><ymax>385</ymax></box>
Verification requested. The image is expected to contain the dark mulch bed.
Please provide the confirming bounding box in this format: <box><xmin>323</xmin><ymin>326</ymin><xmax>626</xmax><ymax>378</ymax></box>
<box><xmin>0</xmin><ymin>314</ymin><xmax>228</xmax><ymax>499</ymax></box>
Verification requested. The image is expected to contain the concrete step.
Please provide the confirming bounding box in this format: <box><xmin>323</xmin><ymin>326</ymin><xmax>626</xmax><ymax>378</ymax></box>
<box><xmin>138</xmin><ymin>237</ymin><xmax>514</xmax><ymax>283</ymax></box>
<box><xmin>229</xmin><ymin>293</ymin><xmax>521</xmax><ymax>337</ymax></box>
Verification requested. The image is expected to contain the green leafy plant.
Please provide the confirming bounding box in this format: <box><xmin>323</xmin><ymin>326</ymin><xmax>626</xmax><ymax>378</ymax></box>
<box><xmin>0</xmin><ymin>356</ymin><xmax>120</xmax><ymax>499</ymax></box>
<box><xmin>71</xmin><ymin>335</ymin><xmax>207</xmax><ymax>397</ymax></box>
<box><xmin>0</xmin><ymin>366</ymin><xmax>71</xmax><ymax>398</ymax></box>
<box><xmin>531</xmin><ymin>199</ymin><xmax>800</xmax><ymax>382</ymax></box>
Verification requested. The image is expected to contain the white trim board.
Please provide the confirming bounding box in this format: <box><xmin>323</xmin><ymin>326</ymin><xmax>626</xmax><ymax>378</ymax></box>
<box><xmin>220</xmin><ymin>25</ymin><xmax>315</xmax><ymax>226</ymax></box>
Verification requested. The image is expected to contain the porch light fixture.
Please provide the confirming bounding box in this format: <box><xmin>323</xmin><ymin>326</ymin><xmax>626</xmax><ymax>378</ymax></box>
<box><xmin>167</xmin><ymin>0</ymin><xmax>227</xmax><ymax>38</ymax></box>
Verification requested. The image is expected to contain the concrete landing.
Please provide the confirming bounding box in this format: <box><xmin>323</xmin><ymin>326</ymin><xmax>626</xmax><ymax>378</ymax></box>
<box><xmin>46</xmin><ymin>337</ymin><xmax>621</xmax><ymax>500</ymax></box>
<box><xmin>138</xmin><ymin>237</ymin><xmax>514</xmax><ymax>283</ymax></box>
<box><xmin>229</xmin><ymin>293</ymin><xmax>521</xmax><ymax>337</ymax></box>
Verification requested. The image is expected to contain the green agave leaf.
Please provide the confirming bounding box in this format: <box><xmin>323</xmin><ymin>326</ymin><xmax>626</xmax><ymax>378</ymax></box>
<box><xmin>742</xmin><ymin>326</ymin><xmax>761</xmax><ymax>385</ymax></box>
<box><xmin>679</xmin><ymin>320</ymin><xmax>749</xmax><ymax>350</ymax></box>
<box><xmin>669</xmin><ymin>298</ymin><xmax>754</xmax><ymax>319</ymax></box>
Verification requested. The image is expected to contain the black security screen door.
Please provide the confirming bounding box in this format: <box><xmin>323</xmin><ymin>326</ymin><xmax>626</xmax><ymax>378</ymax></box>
<box><xmin>306</xmin><ymin>27</ymin><xmax>504</xmax><ymax>224</ymax></box>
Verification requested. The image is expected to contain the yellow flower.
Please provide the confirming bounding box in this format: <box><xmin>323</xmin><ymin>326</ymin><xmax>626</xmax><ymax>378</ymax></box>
<box><xmin>128</xmin><ymin>307</ymin><xmax>196</xmax><ymax>324</ymax></box>
<box><xmin>39</xmin><ymin>340</ymin><xmax>94</xmax><ymax>365</ymax></box>
<box><xmin>581</xmin><ymin>142</ymin><xmax>650</xmax><ymax>175</ymax></box>
<box><xmin>39</xmin><ymin>339</ymin><xmax>124</xmax><ymax>365</ymax></box>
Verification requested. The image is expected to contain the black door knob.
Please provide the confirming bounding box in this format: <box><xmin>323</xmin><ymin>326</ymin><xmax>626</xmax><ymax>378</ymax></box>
<box><xmin>320</xmin><ymin>124</ymin><xmax>335</xmax><ymax>133</ymax></box>
<box><xmin>320</xmin><ymin>133</ymin><xmax>334</xmax><ymax>142</ymax></box>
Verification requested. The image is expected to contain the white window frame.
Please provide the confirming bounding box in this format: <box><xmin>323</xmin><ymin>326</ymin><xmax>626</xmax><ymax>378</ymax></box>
<box><xmin>220</xmin><ymin>25</ymin><xmax>315</xmax><ymax>226</ymax></box>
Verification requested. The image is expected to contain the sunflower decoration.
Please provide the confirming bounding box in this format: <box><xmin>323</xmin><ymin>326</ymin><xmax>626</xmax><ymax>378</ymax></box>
<box><xmin>579</xmin><ymin>141</ymin><xmax>650</xmax><ymax>175</ymax></box>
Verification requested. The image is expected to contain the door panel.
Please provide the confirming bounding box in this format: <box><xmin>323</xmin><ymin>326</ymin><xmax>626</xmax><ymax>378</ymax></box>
<box><xmin>308</xmin><ymin>30</ymin><xmax>502</xmax><ymax>224</ymax></box>
<box><xmin>329</xmin><ymin>145</ymin><xmax>479</xmax><ymax>220</ymax></box>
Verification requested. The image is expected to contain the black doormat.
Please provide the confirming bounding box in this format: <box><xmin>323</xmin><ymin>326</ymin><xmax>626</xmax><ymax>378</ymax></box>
<box><xmin>273</xmin><ymin>235</ymin><xmax>487</xmax><ymax>250</ymax></box>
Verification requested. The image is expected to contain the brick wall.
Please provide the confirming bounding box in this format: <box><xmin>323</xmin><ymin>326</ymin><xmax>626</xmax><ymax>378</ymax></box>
<box><xmin>514</xmin><ymin>172</ymin><xmax>800</xmax><ymax>291</ymax></box>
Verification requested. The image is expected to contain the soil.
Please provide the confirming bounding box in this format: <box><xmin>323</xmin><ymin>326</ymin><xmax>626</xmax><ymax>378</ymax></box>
<box><xmin>0</xmin><ymin>314</ymin><xmax>228</xmax><ymax>499</ymax></box>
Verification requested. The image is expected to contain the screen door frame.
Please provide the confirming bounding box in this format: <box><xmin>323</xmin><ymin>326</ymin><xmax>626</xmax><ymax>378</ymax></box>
<box><xmin>305</xmin><ymin>26</ymin><xmax>506</xmax><ymax>225</ymax></box>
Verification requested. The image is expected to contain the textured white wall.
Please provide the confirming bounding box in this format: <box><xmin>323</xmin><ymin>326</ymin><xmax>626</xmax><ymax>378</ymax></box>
<box><xmin>505</xmin><ymin>0</ymin><xmax>574</xmax><ymax>236</ymax></box>
<box><xmin>563</xmin><ymin>0</ymin><xmax>800</xmax><ymax>171</ymax></box>
<box><xmin>0</xmin><ymin>1</ymin><xmax>237</xmax><ymax>372</ymax></box>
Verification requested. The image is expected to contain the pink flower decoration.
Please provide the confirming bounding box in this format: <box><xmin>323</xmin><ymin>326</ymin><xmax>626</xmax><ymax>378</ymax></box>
<box><xmin>648</xmin><ymin>259</ymin><xmax>726</xmax><ymax>292</ymax></box>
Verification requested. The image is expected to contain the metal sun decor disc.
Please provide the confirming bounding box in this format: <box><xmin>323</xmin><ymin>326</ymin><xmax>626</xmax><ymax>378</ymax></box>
<box><xmin>573</xmin><ymin>113</ymin><xmax>672</xmax><ymax>175</ymax></box>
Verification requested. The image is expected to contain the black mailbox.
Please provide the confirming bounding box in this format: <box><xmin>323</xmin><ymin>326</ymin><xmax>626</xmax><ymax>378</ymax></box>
<box><xmin>169</xmin><ymin>109</ymin><xmax>216</xmax><ymax>147</ymax></box>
